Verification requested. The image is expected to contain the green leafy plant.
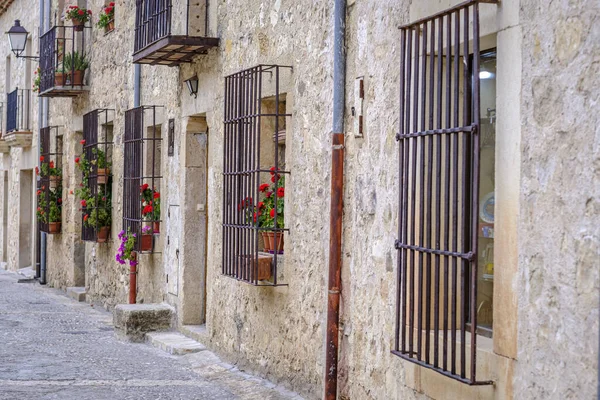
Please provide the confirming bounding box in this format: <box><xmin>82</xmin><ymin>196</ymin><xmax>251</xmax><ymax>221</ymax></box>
<box><xmin>33</xmin><ymin>66</ymin><xmax>41</xmax><ymax>93</ymax></box>
<box><xmin>36</xmin><ymin>190</ymin><xmax>47</xmax><ymax>223</ymax></box>
<box><xmin>48</xmin><ymin>201</ymin><xmax>61</xmax><ymax>223</ymax></box>
<box><xmin>93</xmin><ymin>147</ymin><xmax>111</xmax><ymax>169</ymax></box>
<box><xmin>83</xmin><ymin>193</ymin><xmax>111</xmax><ymax>228</ymax></box>
<box><xmin>64</xmin><ymin>51</ymin><xmax>88</xmax><ymax>72</ymax></box>
<box><xmin>97</xmin><ymin>3</ymin><xmax>115</xmax><ymax>29</ymax></box>
<box><xmin>116</xmin><ymin>228</ymin><xmax>138</xmax><ymax>266</ymax></box>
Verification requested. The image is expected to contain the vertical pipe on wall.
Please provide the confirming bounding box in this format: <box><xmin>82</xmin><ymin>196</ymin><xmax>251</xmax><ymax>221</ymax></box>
<box><xmin>134</xmin><ymin>64</ymin><xmax>141</xmax><ymax>107</ymax></box>
<box><xmin>325</xmin><ymin>0</ymin><xmax>346</xmax><ymax>398</ymax></box>
<box><xmin>38</xmin><ymin>0</ymin><xmax>48</xmax><ymax>284</ymax></box>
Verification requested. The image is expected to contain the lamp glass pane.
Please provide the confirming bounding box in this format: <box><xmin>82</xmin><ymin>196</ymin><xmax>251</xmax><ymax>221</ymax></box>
<box><xmin>8</xmin><ymin>32</ymin><xmax>27</xmax><ymax>53</ymax></box>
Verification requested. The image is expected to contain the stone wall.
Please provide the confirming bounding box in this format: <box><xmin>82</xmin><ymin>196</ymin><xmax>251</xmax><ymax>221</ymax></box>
<box><xmin>514</xmin><ymin>0</ymin><xmax>600</xmax><ymax>398</ymax></box>
<box><xmin>0</xmin><ymin>0</ymin><xmax>40</xmax><ymax>272</ymax></box>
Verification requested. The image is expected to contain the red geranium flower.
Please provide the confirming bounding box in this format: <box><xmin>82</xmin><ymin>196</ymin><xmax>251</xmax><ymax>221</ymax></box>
<box><xmin>277</xmin><ymin>187</ymin><xmax>284</xmax><ymax>198</ymax></box>
<box><xmin>57</xmin><ymin>198</ymin><xmax>62</xmax><ymax>204</ymax></box>
<box><xmin>258</xmin><ymin>201</ymin><xmax>265</xmax><ymax>210</ymax></box>
<box><xmin>83</xmin><ymin>214</ymin><xmax>89</xmax><ymax>221</ymax></box>
<box><xmin>153</xmin><ymin>192</ymin><xmax>160</xmax><ymax>199</ymax></box>
<box><xmin>40</xmin><ymin>156</ymin><xmax>45</xmax><ymax>162</ymax></box>
<box><xmin>253</xmin><ymin>212</ymin><xmax>257</xmax><ymax>223</ymax></box>
<box><xmin>266</xmin><ymin>191</ymin><xmax>272</xmax><ymax>198</ymax></box>
<box><xmin>41</xmin><ymin>186</ymin><xmax>45</xmax><ymax>190</ymax></box>
<box><xmin>140</xmin><ymin>183</ymin><xmax>149</xmax><ymax>192</ymax></box>
<box><xmin>69</xmin><ymin>190</ymin><xmax>74</xmax><ymax>195</ymax></box>
<box><xmin>36</xmin><ymin>190</ymin><xmax>41</xmax><ymax>195</ymax></box>
<box><xmin>271</xmin><ymin>175</ymin><xmax>279</xmax><ymax>183</ymax></box>
<box><xmin>80</xmin><ymin>139</ymin><xmax>85</xmax><ymax>145</ymax></box>
<box><xmin>109</xmin><ymin>2</ymin><xmax>115</xmax><ymax>6</ymax></box>
<box><xmin>49</xmin><ymin>160</ymin><xmax>55</xmax><ymax>169</ymax></box>
<box><xmin>142</xmin><ymin>205</ymin><xmax>153</xmax><ymax>215</ymax></box>
<box><xmin>269</xmin><ymin>166</ymin><xmax>277</xmax><ymax>175</ymax></box>
<box><xmin>270</xmin><ymin>209</ymin><xmax>275</xmax><ymax>218</ymax></box>
<box><xmin>35</xmin><ymin>167</ymin><xmax>39</xmax><ymax>175</ymax></box>
<box><xmin>87</xmin><ymin>9</ymin><xmax>92</xmax><ymax>14</ymax></box>
<box><xmin>81</xmin><ymin>200</ymin><xmax>87</xmax><ymax>207</ymax></box>
<box><xmin>75</xmin><ymin>157</ymin><xmax>80</xmax><ymax>163</ymax></box>
<box><xmin>78</xmin><ymin>9</ymin><xmax>84</xmax><ymax>15</ymax></box>
<box><xmin>259</xmin><ymin>183</ymin><xmax>269</xmax><ymax>192</ymax></box>
<box><xmin>37</xmin><ymin>207</ymin><xmax>41</xmax><ymax>212</ymax></box>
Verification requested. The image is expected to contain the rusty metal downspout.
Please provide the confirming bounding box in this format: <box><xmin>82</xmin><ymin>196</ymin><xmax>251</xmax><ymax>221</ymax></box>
<box><xmin>325</xmin><ymin>0</ymin><xmax>346</xmax><ymax>398</ymax></box>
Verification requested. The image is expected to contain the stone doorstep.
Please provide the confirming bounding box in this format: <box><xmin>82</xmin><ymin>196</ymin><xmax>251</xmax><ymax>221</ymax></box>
<box><xmin>17</xmin><ymin>267</ymin><xmax>35</xmax><ymax>279</ymax></box>
<box><xmin>146</xmin><ymin>331</ymin><xmax>207</xmax><ymax>355</ymax></box>
<box><xmin>66</xmin><ymin>287</ymin><xmax>87</xmax><ymax>302</ymax></box>
<box><xmin>113</xmin><ymin>303</ymin><xmax>174</xmax><ymax>343</ymax></box>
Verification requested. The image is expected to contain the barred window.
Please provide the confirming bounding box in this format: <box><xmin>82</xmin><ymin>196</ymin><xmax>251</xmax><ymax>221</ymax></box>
<box><xmin>6</xmin><ymin>88</ymin><xmax>31</xmax><ymax>133</ymax></box>
<box><xmin>38</xmin><ymin>127</ymin><xmax>63</xmax><ymax>234</ymax></box>
<box><xmin>81</xmin><ymin>109</ymin><xmax>114</xmax><ymax>243</ymax></box>
<box><xmin>393</xmin><ymin>0</ymin><xmax>496</xmax><ymax>385</ymax></box>
<box><xmin>123</xmin><ymin>106</ymin><xmax>163</xmax><ymax>253</ymax></box>
<box><xmin>222</xmin><ymin>65</ymin><xmax>292</xmax><ymax>286</ymax></box>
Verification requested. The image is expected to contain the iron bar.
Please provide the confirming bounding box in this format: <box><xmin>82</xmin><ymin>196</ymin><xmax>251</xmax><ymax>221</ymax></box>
<box><xmin>394</xmin><ymin>0</ymin><xmax>495</xmax><ymax>385</ymax></box>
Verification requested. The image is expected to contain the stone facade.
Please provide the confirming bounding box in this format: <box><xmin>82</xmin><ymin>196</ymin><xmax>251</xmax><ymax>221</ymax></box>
<box><xmin>0</xmin><ymin>0</ymin><xmax>597</xmax><ymax>399</ymax></box>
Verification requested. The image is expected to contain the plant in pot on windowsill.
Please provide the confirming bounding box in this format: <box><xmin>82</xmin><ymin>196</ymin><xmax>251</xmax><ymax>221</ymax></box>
<box><xmin>241</xmin><ymin>169</ymin><xmax>285</xmax><ymax>254</ymax></box>
<box><xmin>97</xmin><ymin>3</ymin><xmax>115</xmax><ymax>33</ymax></box>
<box><xmin>40</xmin><ymin>157</ymin><xmax>61</xmax><ymax>190</ymax></box>
<box><xmin>140</xmin><ymin>183</ymin><xmax>161</xmax><ymax>233</ymax></box>
<box><xmin>66</xmin><ymin>5</ymin><xmax>92</xmax><ymax>31</ymax></box>
<box><xmin>83</xmin><ymin>193</ymin><xmax>112</xmax><ymax>243</ymax></box>
<box><xmin>64</xmin><ymin>51</ymin><xmax>89</xmax><ymax>86</ymax></box>
<box><xmin>92</xmin><ymin>147</ymin><xmax>111</xmax><ymax>184</ymax></box>
<box><xmin>54</xmin><ymin>65</ymin><xmax>67</xmax><ymax>86</ymax></box>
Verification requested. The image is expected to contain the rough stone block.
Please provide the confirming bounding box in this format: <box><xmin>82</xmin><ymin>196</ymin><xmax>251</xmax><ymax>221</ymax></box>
<box><xmin>113</xmin><ymin>303</ymin><xmax>174</xmax><ymax>342</ymax></box>
<box><xmin>66</xmin><ymin>287</ymin><xmax>86</xmax><ymax>302</ymax></box>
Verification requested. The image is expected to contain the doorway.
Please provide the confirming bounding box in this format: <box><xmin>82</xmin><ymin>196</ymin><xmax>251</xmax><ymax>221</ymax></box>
<box><xmin>19</xmin><ymin>169</ymin><xmax>33</xmax><ymax>269</ymax></box>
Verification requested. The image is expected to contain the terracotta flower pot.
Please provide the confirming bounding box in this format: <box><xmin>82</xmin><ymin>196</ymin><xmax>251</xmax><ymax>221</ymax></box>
<box><xmin>265</xmin><ymin>231</ymin><xmax>284</xmax><ymax>254</ymax></box>
<box><xmin>49</xmin><ymin>175</ymin><xmax>60</xmax><ymax>190</ymax></box>
<box><xmin>73</xmin><ymin>20</ymin><xmax>84</xmax><ymax>31</ymax></box>
<box><xmin>97</xmin><ymin>168</ymin><xmax>110</xmax><ymax>185</ymax></box>
<box><xmin>153</xmin><ymin>221</ymin><xmax>160</xmax><ymax>234</ymax></box>
<box><xmin>72</xmin><ymin>70</ymin><xmax>85</xmax><ymax>86</ymax></box>
<box><xmin>105</xmin><ymin>20</ymin><xmax>115</xmax><ymax>33</ymax></box>
<box><xmin>261</xmin><ymin>231</ymin><xmax>272</xmax><ymax>252</ymax></box>
<box><xmin>55</xmin><ymin>72</ymin><xmax>67</xmax><ymax>86</ymax></box>
<box><xmin>48</xmin><ymin>222</ymin><xmax>61</xmax><ymax>234</ymax></box>
<box><xmin>140</xmin><ymin>233</ymin><xmax>152</xmax><ymax>252</ymax></box>
<box><xmin>97</xmin><ymin>226</ymin><xmax>110</xmax><ymax>243</ymax></box>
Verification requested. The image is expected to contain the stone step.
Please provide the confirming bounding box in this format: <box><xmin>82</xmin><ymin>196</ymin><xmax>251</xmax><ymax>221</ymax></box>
<box><xmin>66</xmin><ymin>287</ymin><xmax>87</xmax><ymax>302</ymax></box>
<box><xmin>180</xmin><ymin>324</ymin><xmax>208</xmax><ymax>343</ymax></box>
<box><xmin>146</xmin><ymin>331</ymin><xmax>207</xmax><ymax>355</ymax></box>
<box><xmin>113</xmin><ymin>303</ymin><xmax>174</xmax><ymax>342</ymax></box>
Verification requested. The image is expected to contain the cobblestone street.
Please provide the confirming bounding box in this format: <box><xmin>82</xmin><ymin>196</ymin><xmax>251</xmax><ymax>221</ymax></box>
<box><xmin>0</xmin><ymin>269</ymin><xmax>301</xmax><ymax>400</ymax></box>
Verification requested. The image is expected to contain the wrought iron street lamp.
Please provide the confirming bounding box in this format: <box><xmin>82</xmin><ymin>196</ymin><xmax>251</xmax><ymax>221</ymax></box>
<box><xmin>184</xmin><ymin>76</ymin><xmax>198</xmax><ymax>98</ymax></box>
<box><xmin>6</xmin><ymin>20</ymin><xmax>39</xmax><ymax>60</ymax></box>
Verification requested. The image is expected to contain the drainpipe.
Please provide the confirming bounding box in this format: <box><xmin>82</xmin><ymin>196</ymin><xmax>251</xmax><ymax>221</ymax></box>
<box><xmin>38</xmin><ymin>0</ymin><xmax>48</xmax><ymax>284</ymax></box>
<box><xmin>325</xmin><ymin>0</ymin><xmax>346</xmax><ymax>398</ymax></box>
<box><xmin>129</xmin><ymin>64</ymin><xmax>141</xmax><ymax>303</ymax></box>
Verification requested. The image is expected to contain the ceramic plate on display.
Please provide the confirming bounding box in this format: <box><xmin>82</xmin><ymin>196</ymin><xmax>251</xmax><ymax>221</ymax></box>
<box><xmin>480</xmin><ymin>192</ymin><xmax>495</xmax><ymax>223</ymax></box>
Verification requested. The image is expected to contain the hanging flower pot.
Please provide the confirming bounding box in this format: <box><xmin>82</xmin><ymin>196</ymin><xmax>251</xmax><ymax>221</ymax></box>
<box><xmin>97</xmin><ymin>226</ymin><xmax>110</xmax><ymax>243</ymax></box>
<box><xmin>73</xmin><ymin>20</ymin><xmax>84</xmax><ymax>31</ymax></box>
<box><xmin>140</xmin><ymin>234</ymin><xmax>152</xmax><ymax>251</ymax></box>
<box><xmin>48</xmin><ymin>222</ymin><xmax>61</xmax><ymax>234</ymax></box>
<box><xmin>106</xmin><ymin>20</ymin><xmax>115</xmax><ymax>33</ymax></box>
<box><xmin>265</xmin><ymin>231</ymin><xmax>284</xmax><ymax>254</ymax></box>
<box><xmin>49</xmin><ymin>175</ymin><xmax>60</xmax><ymax>190</ymax></box>
<box><xmin>261</xmin><ymin>231</ymin><xmax>272</xmax><ymax>252</ymax></box>
<box><xmin>54</xmin><ymin>72</ymin><xmax>67</xmax><ymax>86</ymax></box>
<box><xmin>97</xmin><ymin>168</ymin><xmax>110</xmax><ymax>185</ymax></box>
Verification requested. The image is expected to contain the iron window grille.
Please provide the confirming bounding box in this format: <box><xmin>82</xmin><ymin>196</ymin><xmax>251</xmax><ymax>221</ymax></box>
<box><xmin>0</xmin><ymin>102</ymin><xmax>4</xmax><ymax>137</ymax></box>
<box><xmin>133</xmin><ymin>0</ymin><xmax>218</xmax><ymax>65</ymax></box>
<box><xmin>393</xmin><ymin>0</ymin><xmax>497</xmax><ymax>385</ymax></box>
<box><xmin>38</xmin><ymin>126</ymin><xmax>63</xmax><ymax>234</ymax></box>
<box><xmin>6</xmin><ymin>88</ymin><xmax>31</xmax><ymax>133</ymax></box>
<box><xmin>81</xmin><ymin>109</ymin><xmax>114</xmax><ymax>242</ymax></box>
<box><xmin>39</xmin><ymin>25</ymin><xmax>89</xmax><ymax>96</ymax></box>
<box><xmin>123</xmin><ymin>105</ymin><xmax>163</xmax><ymax>253</ymax></box>
<box><xmin>222</xmin><ymin>64</ymin><xmax>292</xmax><ymax>286</ymax></box>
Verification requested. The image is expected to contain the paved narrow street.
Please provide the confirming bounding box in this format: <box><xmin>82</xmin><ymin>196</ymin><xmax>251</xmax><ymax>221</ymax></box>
<box><xmin>0</xmin><ymin>269</ymin><xmax>301</xmax><ymax>400</ymax></box>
